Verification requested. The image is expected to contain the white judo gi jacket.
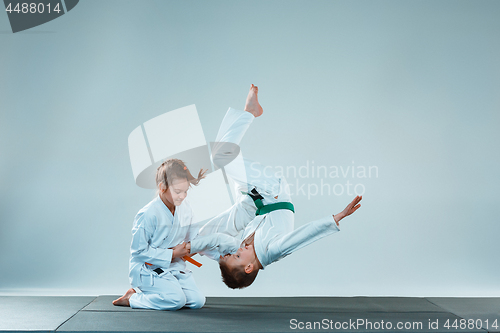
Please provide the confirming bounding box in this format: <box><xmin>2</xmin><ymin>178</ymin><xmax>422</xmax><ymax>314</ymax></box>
<box><xmin>129</xmin><ymin>196</ymin><xmax>196</xmax><ymax>288</ymax></box>
<box><xmin>191</xmin><ymin>108</ymin><xmax>340</xmax><ymax>269</ymax></box>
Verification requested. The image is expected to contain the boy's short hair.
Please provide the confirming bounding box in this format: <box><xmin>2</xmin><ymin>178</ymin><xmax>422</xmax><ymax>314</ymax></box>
<box><xmin>219</xmin><ymin>260</ymin><xmax>258</xmax><ymax>289</ymax></box>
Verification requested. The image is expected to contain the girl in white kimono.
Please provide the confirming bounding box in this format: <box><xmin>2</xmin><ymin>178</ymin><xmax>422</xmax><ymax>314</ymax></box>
<box><xmin>113</xmin><ymin>159</ymin><xmax>206</xmax><ymax>310</ymax></box>
<box><xmin>189</xmin><ymin>84</ymin><xmax>362</xmax><ymax>289</ymax></box>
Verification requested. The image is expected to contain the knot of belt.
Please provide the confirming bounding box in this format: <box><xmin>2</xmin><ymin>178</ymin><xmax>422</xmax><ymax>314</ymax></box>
<box><xmin>245</xmin><ymin>188</ymin><xmax>295</xmax><ymax>216</ymax></box>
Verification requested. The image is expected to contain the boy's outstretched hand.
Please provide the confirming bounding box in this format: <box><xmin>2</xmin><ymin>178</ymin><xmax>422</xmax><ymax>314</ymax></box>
<box><xmin>333</xmin><ymin>195</ymin><xmax>362</xmax><ymax>226</ymax></box>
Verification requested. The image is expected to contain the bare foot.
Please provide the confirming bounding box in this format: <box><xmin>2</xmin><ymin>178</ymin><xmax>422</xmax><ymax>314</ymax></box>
<box><xmin>244</xmin><ymin>84</ymin><xmax>263</xmax><ymax>117</ymax></box>
<box><xmin>112</xmin><ymin>288</ymin><xmax>136</xmax><ymax>307</ymax></box>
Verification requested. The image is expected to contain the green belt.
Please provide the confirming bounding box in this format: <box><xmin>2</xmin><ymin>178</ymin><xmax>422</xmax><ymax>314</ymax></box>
<box><xmin>243</xmin><ymin>189</ymin><xmax>295</xmax><ymax>216</ymax></box>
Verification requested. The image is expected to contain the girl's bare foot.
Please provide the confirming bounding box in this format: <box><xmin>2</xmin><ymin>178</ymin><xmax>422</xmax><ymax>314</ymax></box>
<box><xmin>112</xmin><ymin>288</ymin><xmax>136</xmax><ymax>307</ymax></box>
<box><xmin>244</xmin><ymin>84</ymin><xmax>263</xmax><ymax>117</ymax></box>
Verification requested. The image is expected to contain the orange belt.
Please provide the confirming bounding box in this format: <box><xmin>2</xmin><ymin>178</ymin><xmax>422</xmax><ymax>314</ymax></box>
<box><xmin>145</xmin><ymin>256</ymin><xmax>202</xmax><ymax>268</ymax></box>
<box><xmin>183</xmin><ymin>256</ymin><xmax>202</xmax><ymax>267</ymax></box>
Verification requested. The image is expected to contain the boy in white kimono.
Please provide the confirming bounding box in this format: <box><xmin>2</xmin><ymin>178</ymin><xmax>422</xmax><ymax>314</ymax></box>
<box><xmin>190</xmin><ymin>84</ymin><xmax>362</xmax><ymax>289</ymax></box>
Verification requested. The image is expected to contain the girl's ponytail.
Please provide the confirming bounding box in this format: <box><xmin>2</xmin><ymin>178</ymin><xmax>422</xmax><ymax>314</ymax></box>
<box><xmin>155</xmin><ymin>159</ymin><xmax>206</xmax><ymax>194</ymax></box>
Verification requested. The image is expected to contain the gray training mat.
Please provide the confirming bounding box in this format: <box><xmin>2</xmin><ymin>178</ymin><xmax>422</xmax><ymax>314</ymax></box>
<box><xmin>199</xmin><ymin>296</ymin><xmax>447</xmax><ymax>313</ymax></box>
<box><xmin>56</xmin><ymin>310</ymin><xmax>471</xmax><ymax>333</ymax></box>
<box><xmin>2</xmin><ymin>296</ymin><xmax>500</xmax><ymax>333</ymax></box>
<box><xmin>0</xmin><ymin>296</ymin><xmax>95</xmax><ymax>333</ymax></box>
<box><xmin>427</xmin><ymin>298</ymin><xmax>500</xmax><ymax>333</ymax></box>
<box><xmin>84</xmin><ymin>296</ymin><xmax>445</xmax><ymax>313</ymax></box>
<box><xmin>82</xmin><ymin>296</ymin><xmax>152</xmax><ymax>312</ymax></box>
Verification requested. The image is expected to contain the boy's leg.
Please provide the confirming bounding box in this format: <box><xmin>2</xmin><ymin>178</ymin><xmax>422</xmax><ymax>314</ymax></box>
<box><xmin>213</xmin><ymin>84</ymin><xmax>262</xmax><ymax>146</ymax></box>
<box><xmin>197</xmin><ymin>192</ymin><xmax>256</xmax><ymax>237</ymax></box>
<box><xmin>199</xmin><ymin>85</ymin><xmax>286</xmax><ymax>237</ymax></box>
<box><xmin>212</xmin><ymin>107</ymin><xmax>253</xmax><ymax>191</ymax></box>
<box><xmin>212</xmin><ymin>85</ymin><xmax>281</xmax><ymax>197</ymax></box>
<box><xmin>197</xmin><ymin>86</ymin><xmax>265</xmax><ymax>237</ymax></box>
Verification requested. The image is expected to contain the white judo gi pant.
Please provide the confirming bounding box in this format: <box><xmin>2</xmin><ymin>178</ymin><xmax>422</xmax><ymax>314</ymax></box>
<box><xmin>129</xmin><ymin>268</ymin><xmax>205</xmax><ymax>311</ymax></box>
<box><xmin>200</xmin><ymin>108</ymin><xmax>339</xmax><ymax>269</ymax></box>
<box><xmin>198</xmin><ymin>107</ymin><xmax>290</xmax><ymax>239</ymax></box>
<box><xmin>212</xmin><ymin>107</ymin><xmax>283</xmax><ymax>199</ymax></box>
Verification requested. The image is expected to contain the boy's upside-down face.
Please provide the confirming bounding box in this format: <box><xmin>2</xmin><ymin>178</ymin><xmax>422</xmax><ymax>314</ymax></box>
<box><xmin>220</xmin><ymin>244</ymin><xmax>256</xmax><ymax>273</ymax></box>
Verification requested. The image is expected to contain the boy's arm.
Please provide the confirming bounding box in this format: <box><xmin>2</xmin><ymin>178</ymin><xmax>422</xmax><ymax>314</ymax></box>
<box><xmin>271</xmin><ymin>215</ymin><xmax>340</xmax><ymax>260</ymax></box>
<box><xmin>190</xmin><ymin>233</ymin><xmax>240</xmax><ymax>260</ymax></box>
<box><xmin>333</xmin><ymin>195</ymin><xmax>362</xmax><ymax>225</ymax></box>
<box><xmin>271</xmin><ymin>196</ymin><xmax>362</xmax><ymax>259</ymax></box>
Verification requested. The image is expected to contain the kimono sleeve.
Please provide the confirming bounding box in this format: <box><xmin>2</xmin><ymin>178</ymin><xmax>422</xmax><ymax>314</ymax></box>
<box><xmin>270</xmin><ymin>215</ymin><xmax>339</xmax><ymax>260</ymax></box>
<box><xmin>191</xmin><ymin>233</ymin><xmax>239</xmax><ymax>260</ymax></box>
<box><xmin>130</xmin><ymin>212</ymin><xmax>174</xmax><ymax>268</ymax></box>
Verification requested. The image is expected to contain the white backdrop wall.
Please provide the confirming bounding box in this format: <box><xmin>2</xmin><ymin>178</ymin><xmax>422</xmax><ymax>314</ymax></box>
<box><xmin>1</xmin><ymin>0</ymin><xmax>499</xmax><ymax>297</ymax></box>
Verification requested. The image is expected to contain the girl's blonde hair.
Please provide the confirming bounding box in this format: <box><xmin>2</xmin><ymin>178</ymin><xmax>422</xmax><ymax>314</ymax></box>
<box><xmin>155</xmin><ymin>159</ymin><xmax>205</xmax><ymax>195</ymax></box>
